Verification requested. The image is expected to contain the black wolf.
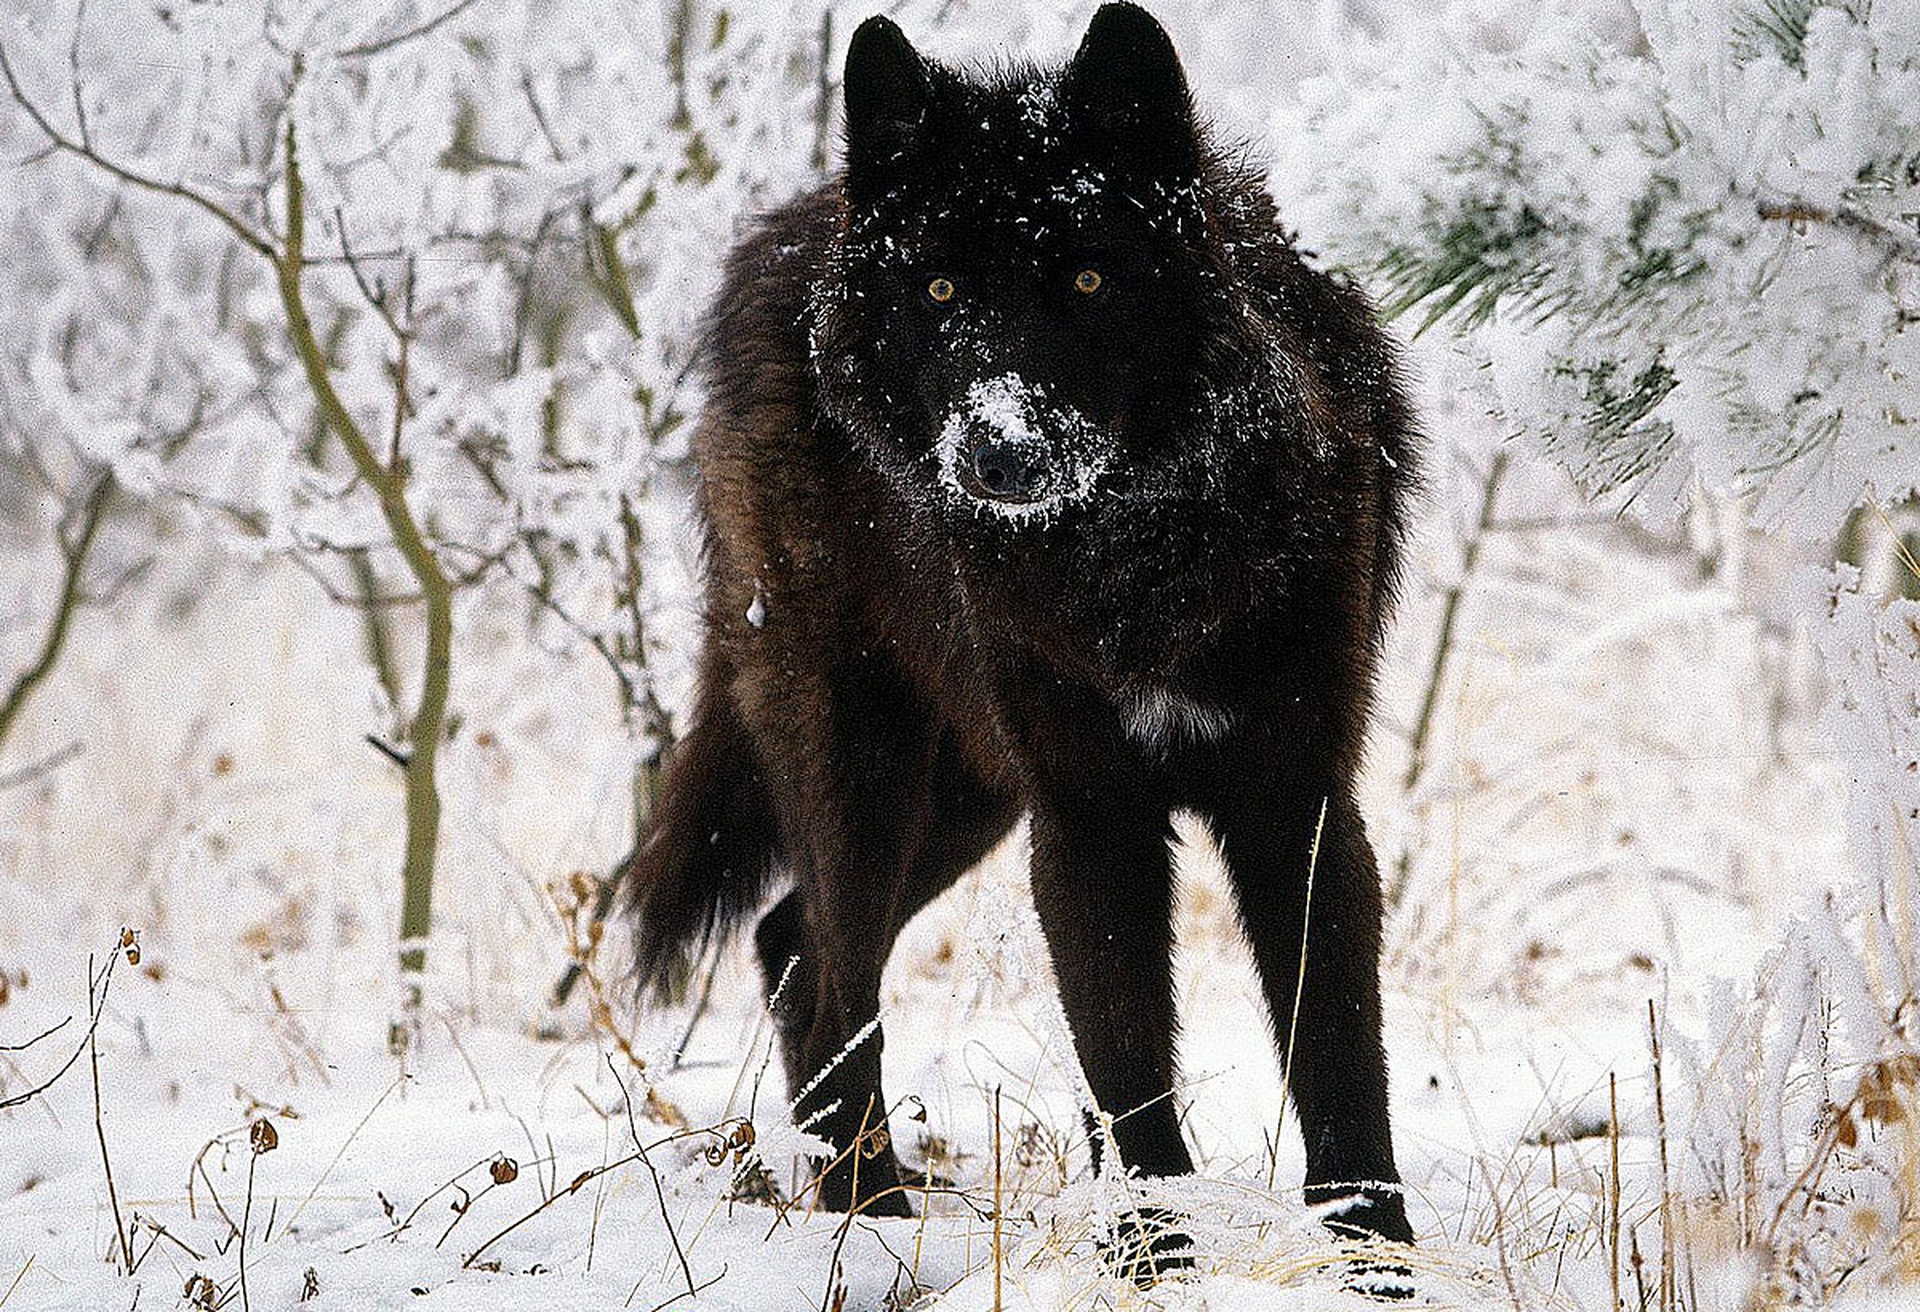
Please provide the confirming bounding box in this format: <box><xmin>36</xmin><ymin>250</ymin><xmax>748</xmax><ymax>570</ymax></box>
<box><xmin>625</xmin><ymin>2</ymin><xmax>1419</xmax><ymax>1249</ymax></box>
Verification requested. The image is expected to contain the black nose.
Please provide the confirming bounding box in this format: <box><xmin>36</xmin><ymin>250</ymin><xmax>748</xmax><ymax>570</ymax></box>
<box><xmin>970</xmin><ymin>439</ymin><xmax>1051</xmax><ymax>501</ymax></box>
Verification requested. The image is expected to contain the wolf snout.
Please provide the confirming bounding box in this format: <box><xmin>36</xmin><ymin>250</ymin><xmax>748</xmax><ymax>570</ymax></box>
<box><xmin>964</xmin><ymin>432</ymin><xmax>1053</xmax><ymax>503</ymax></box>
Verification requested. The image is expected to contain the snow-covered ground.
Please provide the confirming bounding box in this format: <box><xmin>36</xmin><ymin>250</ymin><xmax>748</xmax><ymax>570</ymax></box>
<box><xmin>3</xmin><ymin>1</ymin><xmax>1916</xmax><ymax>1307</ymax></box>
<box><xmin>1</xmin><ymin>347</ymin><xmax>1883</xmax><ymax>1310</ymax></box>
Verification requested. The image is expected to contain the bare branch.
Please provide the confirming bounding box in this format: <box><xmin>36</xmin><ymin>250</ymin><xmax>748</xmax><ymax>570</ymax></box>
<box><xmin>0</xmin><ymin>40</ymin><xmax>274</xmax><ymax>258</ymax></box>
<box><xmin>337</xmin><ymin>0</ymin><xmax>482</xmax><ymax>60</ymax></box>
<box><xmin>0</xmin><ymin>473</ymin><xmax>113</xmax><ymax>760</ymax></box>
<box><xmin>0</xmin><ymin>1014</ymin><xmax>71</xmax><ymax>1054</ymax></box>
<box><xmin>0</xmin><ymin>740</ymin><xmax>84</xmax><ymax>791</ymax></box>
<box><xmin>0</xmin><ymin>946</ymin><xmax>118</xmax><ymax>1112</ymax></box>
<box><xmin>278</xmin><ymin>122</ymin><xmax>453</xmax><ymax>984</ymax></box>
<box><xmin>67</xmin><ymin>0</ymin><xmax>91</xmax><ymax>151</ymax></box>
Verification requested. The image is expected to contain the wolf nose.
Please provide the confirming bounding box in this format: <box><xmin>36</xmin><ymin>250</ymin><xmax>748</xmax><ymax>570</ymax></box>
<box><xmin>969</xmin><ymin>439</ymin><xmax>1051</xmax><ymax>502</ymax></box>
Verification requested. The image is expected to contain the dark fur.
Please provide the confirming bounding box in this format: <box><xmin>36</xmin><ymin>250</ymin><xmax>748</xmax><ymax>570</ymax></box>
<box><xmin>625</xmin><ymin>2</ymin><xmax>1419</xmax><ymax>1246</ymax></box>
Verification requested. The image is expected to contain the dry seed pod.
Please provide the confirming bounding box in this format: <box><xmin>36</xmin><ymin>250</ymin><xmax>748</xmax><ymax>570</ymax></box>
<box><xmin>703</xmin><ymin>1136</ymin><xmax>729</xmax><ymax>1167</ymax></box>
<box><xmin>861</xmin><ymin>1126</ymin><xmax>890</xmax><ymax>1159</ymax></box>
<box><xmin>489</xmin><ymin>1156</ymin><xmax>519</xmax><ymax>1185</ymax></box>
<box><xmin>729</xmin><ymin>1121</ymin><xmax>756</xmax><ymax>1151</ymax></box>
<box><xmin>119</xmin><ymin>927</ymin><xmax>141</xmax><ymax>966</ymax></box>
<box><xmin>250</xmin><ymin>1118</ymin><xmax>279</xmax><ymax>1154</ymax></box>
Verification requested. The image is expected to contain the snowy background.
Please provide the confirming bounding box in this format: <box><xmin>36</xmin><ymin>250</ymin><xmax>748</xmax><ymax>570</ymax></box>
<box><xmin>1</xmin><ymin>1</ymin><xmax>1916</xmax><ymax>1309</ymax></box>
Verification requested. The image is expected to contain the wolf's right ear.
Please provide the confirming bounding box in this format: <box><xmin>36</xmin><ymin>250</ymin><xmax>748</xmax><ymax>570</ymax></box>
<box><xmin>843</xmin><ymin>16</ymin><xmax>932</xmax><ymax>197</ymax></box>
<box><xmin>1062</xmin><ymin>3</ymin><xmax>1197</xmax><ymax>179</ymax></box>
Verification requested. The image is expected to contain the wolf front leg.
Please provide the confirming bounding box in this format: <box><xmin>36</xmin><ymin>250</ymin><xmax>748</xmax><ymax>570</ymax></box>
<box><xmin>1212</xmin><ymin>783</ymin><xmax>1413</xmax><ymax>1245</ymax></box>
<box><xmin>1028</xmin><ymin>800</ymin><xmax>1193</xmax><ymax>1183</ymax></box>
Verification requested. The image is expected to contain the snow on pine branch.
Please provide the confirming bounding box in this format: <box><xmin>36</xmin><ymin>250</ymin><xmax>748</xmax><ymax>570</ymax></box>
<box><xmin>1272</xmin><ymin>0</ymin><xmax>1920</xmax><ymax>536</ymax></box>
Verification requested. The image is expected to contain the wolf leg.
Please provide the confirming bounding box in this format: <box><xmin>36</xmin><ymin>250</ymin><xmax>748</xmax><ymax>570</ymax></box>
<box><xmin>1212</xmin><ymin>784</ymin><xmax>1412</xmax><ymax>1245</ymax></box>
<box><xmin>1028</xmin><ymin>800</ymin><xmax>1191</xmax><ymax>1181</ymax></box>
<box><xmin>753</xmin><ymin>677</ymin><xmax>1013</xmax><ymax>1215</ymax></box>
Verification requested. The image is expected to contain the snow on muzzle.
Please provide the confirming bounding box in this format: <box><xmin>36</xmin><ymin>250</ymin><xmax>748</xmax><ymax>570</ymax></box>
<box><xmin>935</xmin><ymin>374</ymin><xmax>1114</xmax><ymax>521</ymax></box>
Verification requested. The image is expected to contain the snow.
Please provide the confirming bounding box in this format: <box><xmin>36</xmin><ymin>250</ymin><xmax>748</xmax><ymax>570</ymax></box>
<box><xmin>2</xmin><ymin>1</ymin><xmax>1916</xmax><ymax>1309</ymax></box>
<box><xmin>934</xmin><ymin>373</ymin><xmax>1113</xmax><ymax>523</ymax></box>
<box><xmin>2</xmin><ymin>353</ymin><xmax>1891</xmax><ymax>1308</ymax></box>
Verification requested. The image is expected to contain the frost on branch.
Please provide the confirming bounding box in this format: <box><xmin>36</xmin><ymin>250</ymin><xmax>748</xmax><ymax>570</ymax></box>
<box><xmin>0</xmin><ymin>0</ymin><xmax>838</xmax><ymax>991</ymax></box>
<box><xmin>1276</xmin><ymin>0</ymin><xmax>1920</xmax><ymax>535</ymax></box>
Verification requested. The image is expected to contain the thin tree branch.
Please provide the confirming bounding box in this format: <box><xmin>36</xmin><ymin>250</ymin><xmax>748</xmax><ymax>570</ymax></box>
<box><xmin>0</xmin><ymin>474</ymin><xmax>112</xmax><ymax>760</ymax></box>
<box><xmin>0</xmin><ymin>41</ymin><xmax>273</xmax><ymax>257</ymax></box>
<box><xmin>0</xmin><ymin>740</ymin><xmax>84</xmax><ymax>791</ymax></box>
<box><xmin>277</xmin><ymin>122</ymin><xmax>453</xmax><ymax>981</ymax></box>
<box><xmin>337</xmin><ymin>0</ymin><xmax>482</xmax><ymax>60</ymax></box>
<box><xmin>1402</xmin><ymin>450</ymin><xmax>1509</xmax><ymax>795</ymax></box>
<box><xmin>0</xmin><ymin>947</ymin><xmax>117</xmax><ymax>1113</ymax></box>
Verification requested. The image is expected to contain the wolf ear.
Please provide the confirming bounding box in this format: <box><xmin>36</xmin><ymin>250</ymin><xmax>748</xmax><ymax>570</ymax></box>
<box><xmin>1061</xmin><ymin>3</ymin><xmax>1198</xmax><ymax>178</ymax></box>
<box><xmin>843</xmin><ymin>16</ymin><xmax>933</xmax><ymax>195</ymax></box>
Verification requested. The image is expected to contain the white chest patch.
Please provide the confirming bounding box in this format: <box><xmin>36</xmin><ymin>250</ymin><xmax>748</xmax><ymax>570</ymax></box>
<box><xmin>1122</xmin><ymin>687</ymin><xmax>1234</xmax><ymax>753</ymax></box>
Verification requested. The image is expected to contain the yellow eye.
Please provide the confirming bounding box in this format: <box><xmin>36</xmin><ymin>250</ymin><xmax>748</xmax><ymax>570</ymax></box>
<box><xmin>1073</xmin><ymin>268</ymin><xmax>1103</xmax><ymax>295</ymax></box>
<box><xmin>927</xmin><ymin>276</ymin><xmax>956</xmax><ymax>304</ymax></box>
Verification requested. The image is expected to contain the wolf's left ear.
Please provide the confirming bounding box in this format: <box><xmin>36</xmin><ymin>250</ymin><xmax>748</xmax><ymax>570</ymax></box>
<box><xmin>844</xmin><ymin>16</ymin><xmax>933</xmax><ymax>196</ymax></box>
<box><xmin>1061</xmin><ymin>3</ymin><xmax>1198</xmax><ymax>178</ymax></box>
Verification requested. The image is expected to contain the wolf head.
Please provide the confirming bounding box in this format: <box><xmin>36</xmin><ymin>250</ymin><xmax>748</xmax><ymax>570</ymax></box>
<box><xmin>809</xmin><ymin>3</ymin><xmax>1223</xmax><ymax>528</ymax></box>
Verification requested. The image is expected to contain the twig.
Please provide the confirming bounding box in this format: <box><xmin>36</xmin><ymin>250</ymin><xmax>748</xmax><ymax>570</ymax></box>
<box><xmin>1475</xmin><ymin>1156</ymin><xmax>1524</xmax><ymax>1312</ymax></box>
<box><xmin>86</xmin><ymin>952</ymin><xmax>130</xmax><ymax>1274</ymax></box>
<box><xmin>336</xmin><ymin>0</ymin><xmax>481</xmax><ymax>59</ymax></box>
<box><xmin>0</xmin><ymin>1016</ymin><xmax>70</xmax><ymax>1054</ymax></box>
<box><xmin>609</xmin><ymin>1055</ymin><xmax>696</xmax><ymax>1301</ymax></box>
<box><xmin>365</xmin><ymin>734</ymin><xmax>411</xmax><ymax>769</ymax></box>
<box><xmin>0</xmin><ymin>1255</ymin><xmax>33</xmax><ymax>1309</ymax></box>
<box><xmin>1757</xmin><ymin>195</ymin><xmax>1920</xmax><ymax>266</ymax></box>
<box><xmin>0</xmin><ymin>474</ymin><xmax>111</xmax><ymax>760</ymax></box>
<box><xmin>462</xmin><ymin>1121</ymin><xmax>738</xmax><ymax>1270</ymax></box>
<box><xmin>186</xmin><ymin>1130</ymin><xmax>244</xmax><ymax>1236</ymax></box>
<box><xmin>646</xmin><ymin>1266</ymin><xmax>727</xmax><ymax>1312</ymax></box>
<box><xmin>0</xmin><ymin>42</ymin><xmax>272</xmax><ymax>255</ymax></box>
<box><xmin>0</xmin><ymin>947</ymin><xmax>117</xmax><ymax>1112</ymax></box>
<box><xmin>1402</xmin><ymin>450</ymin><xmax>1509</xmax><ymax>796</ymax></box>
<box><xmin>238</xmin><ymin>1120</ymin><xmax>279</xmax><ymax>1312</ymax></box>
<box><xmin>66</xmin><ymin>0</ymin><xmax>90</xmax><ymax>151</ymax></box>
<box><xmin>0</xmin><ymin>741</ymin><xmax>84</xmax><ymax>791</ymax></box>
<box><xmin>993</xmin><ymin>1084</ymin><xmax>1004</xmax><ymax>1312</ymax></box>
<box><xmin>818</xmin><ymin>1095</ymin><xmax>884</xmax><ymax>1312</ymax></box>
<box><xmin>278</xmin><ymin>1076</ymin><xmax>404</xmax><ymax>1240</ymax></box>
<box><xmin>1648</xmin><ymin>1000</ymin><xmax>1675</xmax><ymax>1312</ymax></box>
<box><xmin>239</xmin><ymin>1156</ymin><xmax>258</xmax><ymax>1310</ymax></box>
<box><xmin>1609</xmin><ymin>1072</ymin><xmax>1622</xmax><ymax>1312</ymax></box>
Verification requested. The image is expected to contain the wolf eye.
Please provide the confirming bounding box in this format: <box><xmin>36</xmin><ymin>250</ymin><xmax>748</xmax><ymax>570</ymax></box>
<box><xmin>1073</xmin><ymin>269</ymin><xmax>1103</xmax><ymax>295</ymax></box>
<box><xmin>926</xmin><ymin>276</ymin><xmax>956</xmax><ymax>304</ymax></box>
